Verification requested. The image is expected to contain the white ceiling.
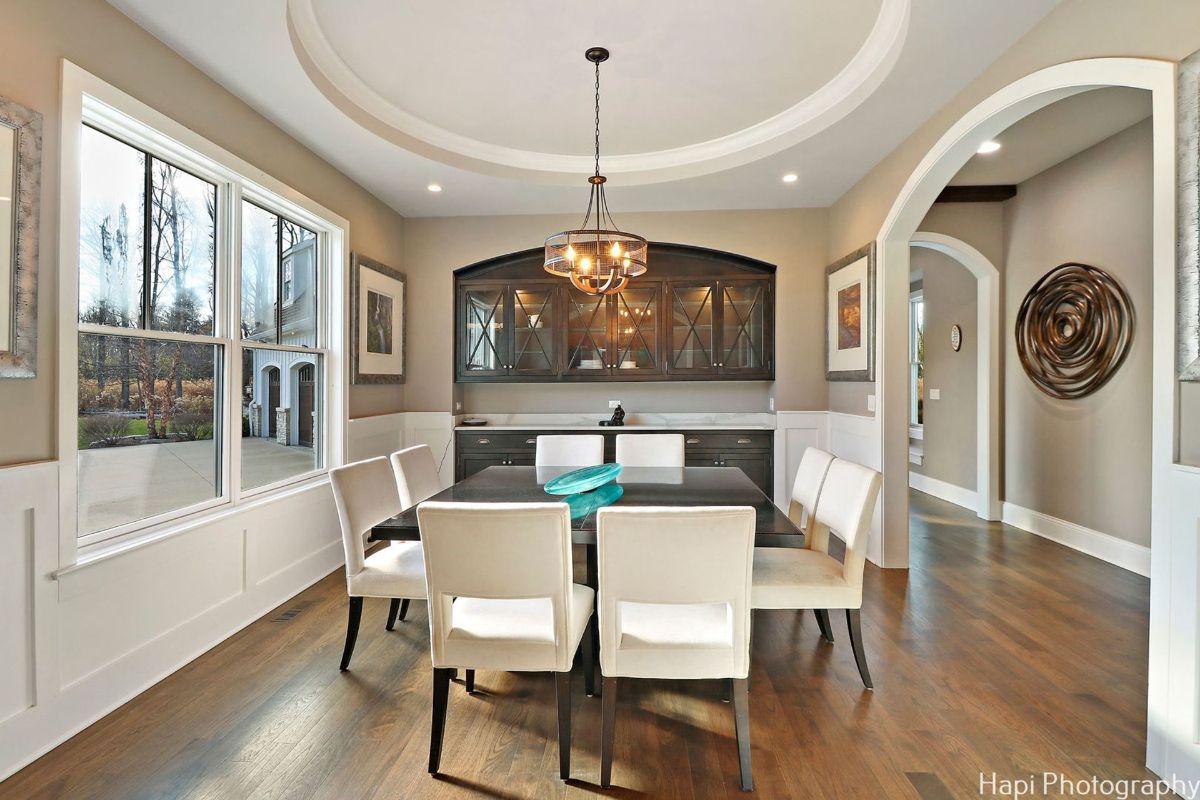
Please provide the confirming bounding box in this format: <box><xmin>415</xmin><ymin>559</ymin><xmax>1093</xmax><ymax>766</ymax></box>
<box><xmin>107</xmin><ymin>0</ymin><xmax>1062</xmax><ymax>217</ymax></box>
<box><xmin>951</xmin><ymin>86</ymin><xmax>1152</xmax><ymax>186</ymax></box>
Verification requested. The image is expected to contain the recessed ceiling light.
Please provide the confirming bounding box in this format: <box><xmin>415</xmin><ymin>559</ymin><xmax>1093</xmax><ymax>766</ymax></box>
<box><xmin>976</xmin><ymin>140</ymin><xmax>1001</xmax><ymax>154</ymax></box>
<box><xmin>427</xmin><ymin>183</ymin><xmax>442</xmax><ymax>192</ymax></box>
<box><xmin>781</xmin><ymin>173</ymin><xmax>799</xmax><ymax>184</ymax></box>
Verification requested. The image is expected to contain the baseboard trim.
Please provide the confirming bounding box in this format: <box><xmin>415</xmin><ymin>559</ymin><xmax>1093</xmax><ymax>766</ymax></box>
<box><xmin>1001</xmin><ymin>502</ymin><xmax>1150</xmax><ymax>577</ymax></box>
<box><xmin>909</xmin><ymin>472</ymin><xmax>977</xmax><ymax>511</ymax></box>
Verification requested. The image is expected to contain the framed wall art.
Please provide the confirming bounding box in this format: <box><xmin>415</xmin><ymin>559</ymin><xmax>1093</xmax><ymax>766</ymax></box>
<box><xmin>351</xmin><ymin>253</ymin><xmax>406</xmax><ymax>384</ymax></box>
<box><xmin>825</xmin><ymin>242</ymin><xmax>875</xmax><ymax>381</ymax></box>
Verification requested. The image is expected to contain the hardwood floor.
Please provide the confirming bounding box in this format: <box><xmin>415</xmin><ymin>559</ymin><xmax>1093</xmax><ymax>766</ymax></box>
<box><xmin>0</xmin><ymin>491</ymin><xmax>1163</xmax><ymax>799</ymax></box>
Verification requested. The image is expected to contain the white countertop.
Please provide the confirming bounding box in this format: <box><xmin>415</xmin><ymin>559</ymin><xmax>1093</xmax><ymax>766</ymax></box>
<box><xmin>453</xmin><ymin>412</ymin><xmax>776</xmax><ymax>431</ymax></box>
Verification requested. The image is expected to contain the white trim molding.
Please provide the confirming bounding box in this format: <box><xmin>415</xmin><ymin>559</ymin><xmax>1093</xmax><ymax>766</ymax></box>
<box><xmin>909</xmin><ymin>473</ymin><xmax>977</xmax><ymax>512</ymax></box>
<box><xmin>1001</xmin><ymin>502</ymin><xmax>1151</xmax><ymax>578</ymax></box>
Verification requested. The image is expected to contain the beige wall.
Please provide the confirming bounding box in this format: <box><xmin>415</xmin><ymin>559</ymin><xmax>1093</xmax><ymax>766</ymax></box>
<box><xmin>910</xmin><ymin>248</ymin><xmax>979</xmax><ymax>490</ymax></box>
<box><xmin>826</xmin><ymin>0</ymin><xmax>1200</xmax><ymax>415</ymax></box>
<box><xmin>403</xmin><ymin>208</ymin><xmax>829</xmax><ymax>413</ymax></box>
<box><xmin>1002</xmin><ymin>120</ymin><xmax>1152</xmax><ymax>545</ymax></box>
<box><xmin>0</xmin><ymin>0</ymin><xmax>406</xmax><ymax>468</ymax></box>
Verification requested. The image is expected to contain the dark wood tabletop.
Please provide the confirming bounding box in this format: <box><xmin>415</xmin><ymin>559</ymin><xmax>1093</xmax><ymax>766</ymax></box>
<box><xmin>370</xmin><ymin>465</ymin><xmax>803</xmax><ymax>547</ymax></box>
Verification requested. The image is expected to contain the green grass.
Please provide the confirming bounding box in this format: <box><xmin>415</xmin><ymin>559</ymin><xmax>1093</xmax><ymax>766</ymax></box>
<box><xmin>77</xmin><ymin>417</ymin><xmax>148</xmax><ymax>449</ymax></box>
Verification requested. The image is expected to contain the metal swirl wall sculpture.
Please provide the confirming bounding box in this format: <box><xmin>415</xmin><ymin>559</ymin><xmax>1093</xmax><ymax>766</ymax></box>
<box><xmin>1014</xmin><ymin>262</ymin><xmax>1135</xmax><ymax>400</ymax></box>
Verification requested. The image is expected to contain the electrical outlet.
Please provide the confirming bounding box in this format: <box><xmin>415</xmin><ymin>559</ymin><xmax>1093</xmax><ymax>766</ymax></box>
<box><xmin>769</xmin><ymin>397</ymin><xmax>775</xmax><ymax>412</ymax></box>
<box><xmin>867</xmin><ymin>394</ymin><xmax>876</xmax><ymax>412</ymax></box>
<box><xmin>608</xmin><ymin>399</ymin><xmax>622</xmax><ymax>409</ymax></box>
<box><xmin>454</xmin><ymin>401</ymin><xmax>462</xmax><ymax>411</ymax></box>
<box><xmin>930</xmin><ymin>388</ymin><xmax>941</xmax><ymax>400</ymax></box>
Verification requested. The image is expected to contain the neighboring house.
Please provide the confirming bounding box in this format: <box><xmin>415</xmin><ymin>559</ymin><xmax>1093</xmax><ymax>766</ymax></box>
<box><xmin>245</xmin><ymin>237</ymin><xmax>318</xmax><ymax>450</ymax></box>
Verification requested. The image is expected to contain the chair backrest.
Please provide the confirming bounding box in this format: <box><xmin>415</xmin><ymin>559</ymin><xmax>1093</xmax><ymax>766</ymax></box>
<box><xmin>596</xmin><ymin>506</ymin><xmax>755</xmax><ymax>680</ymax></box>
<box><xmin>810</xmin><ymin>459</ymin><xmax>882</xmax><ymax>589</ymax></box>
<box><xmin>615</xmin><ymin>433</ymin><xmax>685</xmax><ymax>467</ymax></box>
<box><xmin>789</xmin><ymin>447</ymin><xmax>835</xmax><ymax>550</ymax></box>
<box><xmin>417</xmin><ymin>501</ymin><xmax>577</xmax><ymax>671</ymax></box>
<box><xmin>389</xmin><ymin>444</ymin><xmax>442</xmax><ymax>510</ymax></box>
<box><xmin>535</xmin><ymin>434</ymin><xmax>604</xmax><ymax>467</ymax></box>
<box><xmin>330</xmin><ymin>457</ymin><xmax>402</xmax><ymax>578</ymax></box>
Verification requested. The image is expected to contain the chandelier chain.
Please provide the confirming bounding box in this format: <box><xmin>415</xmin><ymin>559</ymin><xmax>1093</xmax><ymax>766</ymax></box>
<box><xmin>594</xmin><ymin>58</ymin><xmax>601</xmax><ymax>178</ymax></box>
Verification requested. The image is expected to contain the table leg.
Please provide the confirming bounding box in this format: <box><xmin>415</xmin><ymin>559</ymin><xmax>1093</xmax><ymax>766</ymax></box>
<box><xmin>586</xmin><ymin>544</ymin><xmax>601</xmax><ymax>697</ymax></box>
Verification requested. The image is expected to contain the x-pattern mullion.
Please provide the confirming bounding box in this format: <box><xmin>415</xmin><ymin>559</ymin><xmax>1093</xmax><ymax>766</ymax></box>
<box><xmin>570</xmin><ymin>293</ymin><xmax>608</xmax><ymax>366</ymax></box>
<box><xmin>723</xmin><ymin>285</ymin><xmax>763</xmax><ymax>367</ymax></box>
<box><xmin>466</xmin><ymin>293</ymin><xmax>504</xmax><ymax>367</ymax></box>
<box><xmin>616</xmin><ymin>291</ymin><xmax>657</xmax><ymax>368</ymax></box>
<box><xmin>513</xmin><ymin>291</ymin><xmax>554</xmax><ymax>369</ymax></box>
<box><xmin>673</xmin><ymin>286</ymin><xmax>711</xmax><ymax>367</ymax></box>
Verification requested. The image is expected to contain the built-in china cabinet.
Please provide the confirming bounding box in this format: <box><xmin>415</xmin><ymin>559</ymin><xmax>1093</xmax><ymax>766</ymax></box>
<box><xmin>454</xmin><ymin>243</ymin><xmax>775</xmax><ymax>382</ymax></box>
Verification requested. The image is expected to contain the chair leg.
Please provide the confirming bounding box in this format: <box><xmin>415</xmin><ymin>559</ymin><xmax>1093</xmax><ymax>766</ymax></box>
<box><xmin>814</xmin><ymin>609</ymin><xmax>835</xmax><ymax>643</ymax></box>
<box><xmin>581</xmin><ymin>614</ymin><xmax>596</xmax><ymax>697</ymax></box>
<box><xmin>428</xmin><ymin>667</ymin><xmax>452</xmax><ymax>774</ymax></box>
<box><xmin>386</xmin><ymin>599</ymin><xmax>401</xmax><ymax>631</ymax></box>
<box><xmin>399</xmin><ymin>598</ymin><xmax>410</xmax><ymax>621</ymax></box>
<box><xmin>465</xmin><ymin>669</ymin><xmax>476</xmax><ymax>694</ymax></box>
<box><xmin>555</xmin><ymin>671</ymin><xmax>572</xmax><ymax>780</ymax></box>
<box><xmin>339</xmin><ymin>597</ymin><xmax>363</xmax><ymax>671</ymax></box>
<box><xmin>731</xmin><ymin>677</ymin><xmax>753</xmax><ymax>791</ymax></box>
<box><xmin>846</xmin><ymin>609</ymin><xmax>874</xmax><ymax>689</ymax></box>
<box><xmin>722</xmin><ymin>678</ymin><xmax>732</xmax><ymax>703</ymax></box>
<box><xmin>600</xmin><ymin>676</ymin><xmax>618</xmax><ymax>788</ymax></box>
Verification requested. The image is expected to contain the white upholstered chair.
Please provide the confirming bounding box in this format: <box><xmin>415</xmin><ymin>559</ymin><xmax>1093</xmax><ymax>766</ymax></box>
<box><xmin>382</xmin><ymin>444</ymin><xmax>443</xmax><ymax>625</ymax></box>
<box><xmin>329</xmin><ymin>457</ymin><xmax>427</xmax><ymax>671</ymax></box>
<box><xmin>788</xmin><ymin>446</ymin><xmax>835</xmax><ymax>545</ymax></box>
<box><xmin>595</xmin><ymin>506</ymin><xmax>756</xmax><ymax>791</ymax></box>
<box><xmin>416</xmin><ymin>501</ymin><xmax>595</xmax><ymax>780</ymax></box>
<box><xmin>614</xmin><ymin>433</ymin><xmax>685</xmax><ymax>467</ymax></box>
<box><xmin>535</xmin><ymin>434</ymin><xmax>604</xmax><ymax>468</ymax></box>
<box><xmin>751</xmin><ymin>459</ymin><xmax>882</xmax><ymax>688</ymax></box>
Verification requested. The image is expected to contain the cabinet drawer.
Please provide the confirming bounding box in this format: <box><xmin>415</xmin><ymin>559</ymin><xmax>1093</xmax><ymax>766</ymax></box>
<box><xmin>680</xmin><ymin>431</ymin><xmax>772</xmax><ymax>451</ymax></box>
<box><xmin>457</xmin><ymin>432</ymin><xmax>541</xmax><ymax>451</ymax></box>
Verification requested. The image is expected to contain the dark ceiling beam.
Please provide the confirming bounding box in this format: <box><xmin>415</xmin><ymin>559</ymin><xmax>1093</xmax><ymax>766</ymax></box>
<box><xmin>935</xmin><ymin>185</ymin><xmax>1017</xmax><ymax>203</ymax></box>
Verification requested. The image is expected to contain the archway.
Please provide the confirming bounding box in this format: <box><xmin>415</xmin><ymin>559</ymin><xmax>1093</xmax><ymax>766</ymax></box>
<box><xmin>909</xmin><ymin>231</ymin><xmax>1001</xmax><ymax>520</ymax></box>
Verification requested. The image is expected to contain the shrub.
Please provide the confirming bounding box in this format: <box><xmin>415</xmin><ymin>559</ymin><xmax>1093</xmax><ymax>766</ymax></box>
<box><xmin>172</xmin><ymin>412</ymin><xmax>213</xmax><ymax>441</ymax></box>
<box><xmin>79</xmin><ymin>413</ymin><xmax>132</xmax><ymax>447</ymax></box>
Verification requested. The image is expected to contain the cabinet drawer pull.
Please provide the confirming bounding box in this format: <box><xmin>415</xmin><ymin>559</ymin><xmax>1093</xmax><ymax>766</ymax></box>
<box><xmin>737</xmin><ymin>438</ymin><xmax>752</xmax><ymax>444</ymax></box>
<box><xmin>525</xmin><ymin>438</ymin><xmax>536</xmax><ymax>444</ymax></box>
<box><xmin>686</xmin><ymin>438</ymin><xmax>701</xmax><ymax>444</ymax></box>
<box><xmin>476</xmin><ymin>438</ymin><xmax>491</xmax><ymax>445</ymax></box>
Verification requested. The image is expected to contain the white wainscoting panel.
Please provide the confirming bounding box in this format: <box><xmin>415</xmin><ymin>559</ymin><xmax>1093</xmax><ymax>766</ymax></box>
<box><xmin>1001</xmin><ymin>501</ymin><xmax>1150</xmax><ymax>577</ymax></box>
<box><xmin>772</xmin><ymin>412</ymin><xmax>829</xmax><ymax>509</ymax></box>
<box><xmin>346</xmin><ymin>412</ymin><xmax>405</xmax><ymax>462</ymax></box>
<box><xmin>827</xmin><ymin>412</ymin><xmax>883</xmax><ymax>566</ymax></box>
<box><xmin>909</xmin><ymin>472</ymin><xmax>979</xmax><ymax>512</ymax></box>
<box><xmin>0</xmin><ymin>458</ymin><xmax>343</xmax><ymax>782</ymax></box>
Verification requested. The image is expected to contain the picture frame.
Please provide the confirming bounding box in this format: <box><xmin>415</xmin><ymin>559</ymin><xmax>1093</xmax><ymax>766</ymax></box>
<box><xmin>825</xmin><ymin>242</ymin><xmax>876</xmax><ymax>381</ymax></box>
<box><xmin>1178</xmin><ymin>48</ymin><xmax>1200</xmax><ymax>381</ymax></box>
<box><xmin>0</xmin><ymin>94</ymin><xmax>42</xmax><ymax>379</ymax></box>
<box><xmin>350</xmin><ymin>253</ymin><xmax>406</xmax><ymax>384</ymax></box>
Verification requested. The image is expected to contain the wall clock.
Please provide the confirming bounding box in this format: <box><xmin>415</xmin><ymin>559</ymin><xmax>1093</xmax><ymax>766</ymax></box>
<box><xmin>950</xmin><ymin>324</ymin><xmax>962</xmax><ymax>352</ymax></box>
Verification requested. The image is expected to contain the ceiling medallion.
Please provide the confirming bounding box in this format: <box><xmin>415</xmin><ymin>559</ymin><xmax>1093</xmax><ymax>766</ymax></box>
<box><xmin>544</xmin><ymin>47</ymin><xmax>648</xmax><ymax>295</ymax></box>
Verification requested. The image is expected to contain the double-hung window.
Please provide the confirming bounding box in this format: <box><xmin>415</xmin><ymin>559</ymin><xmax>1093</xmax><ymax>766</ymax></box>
<box><xmin>68</xmin><ymin>67</ymin><xmax>343</xmax><ymax>552</ymax></box>
<box><xmin>909</xmin><ymin>291</ymin><xmax>925</xmax><ymax>427</ymax></box>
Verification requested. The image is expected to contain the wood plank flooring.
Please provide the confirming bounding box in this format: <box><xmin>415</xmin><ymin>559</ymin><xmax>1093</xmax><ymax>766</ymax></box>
<box><xmin>0</xmin><ymin>491</ymin><xmax>1164</xmax><ymax>799</ymax></box>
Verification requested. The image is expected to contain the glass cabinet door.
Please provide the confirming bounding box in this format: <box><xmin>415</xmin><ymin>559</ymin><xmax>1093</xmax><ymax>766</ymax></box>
<box><xmin>459</xmin><ymin>285</ymin><xmax>508</xmax><ymax>376</ymax></box>
<box><xmin>510</xmin><ymin>284</ymin><xmax>558</xmax><ymax>375</ymax></box>
<box><xmin>564</xmin><ymin>287</ymin><xmax>611</xmax><ymax>374</ymax></box>
<box><xmin>667</xmin><ymin>282</ymin><xmax>717</xmax><ymax>374</ymax></box>
<box><xmin>613</xmin><ymin>283</ymin><xmax>661</xmax><ymax>375</ymax></box>
<box><xmin>719</xmin><ymin>280</ymin><xmax>770</xmax><ymax>374</ymax></box>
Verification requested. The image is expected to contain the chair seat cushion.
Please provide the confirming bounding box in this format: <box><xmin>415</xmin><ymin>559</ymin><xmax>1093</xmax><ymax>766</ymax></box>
<box><xmin>347</xmin><ymin>542</ymin><xmax>426</xmax><ymax>599</ymax></box>
<box><xmin>439</xmin><ymin>584</ymin><xmax>595</xmax><ymax>672</ymax></box>
<box><xmin>618</xmin><ymin>601</ymin><xmax>733</xmax><ymax>649</ymax></box>
<box><xmin>751</xmin><ymin>547</ymin><xmax>861</xmax><ymax>610</ymax></box>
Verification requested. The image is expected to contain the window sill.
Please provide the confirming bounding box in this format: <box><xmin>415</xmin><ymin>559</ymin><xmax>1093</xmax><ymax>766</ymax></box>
<box><xmin>55</xmin><ymin>473</ymin><xmax>331</xmax><ymax>579</ymax></box>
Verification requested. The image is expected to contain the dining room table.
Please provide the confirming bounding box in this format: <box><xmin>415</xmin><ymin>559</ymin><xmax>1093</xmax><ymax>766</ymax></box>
<box><xmin>370</xmin><ymin>464</ymin><xmax>805</xmax><ymax>591</ymax></box>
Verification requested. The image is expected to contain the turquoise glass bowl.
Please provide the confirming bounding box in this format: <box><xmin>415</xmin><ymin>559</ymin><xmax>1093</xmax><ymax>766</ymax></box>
<box><xmin>564</xmin><ymin>483</ymin><xmax>624</xmax><ymax>519</ymax></box>
<box><xmin>543</xmin><ymin>463</ymin><xmax>624</xmax><ymax>496</ymax></box>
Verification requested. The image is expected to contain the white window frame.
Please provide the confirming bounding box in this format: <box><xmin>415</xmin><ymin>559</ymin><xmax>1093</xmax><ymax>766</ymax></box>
<box><xmin>58</xmin><ymin>61</ymin><xmax>348</xmax><ymax>567</ymax></box>
<box><xmin>909</xmin><ymin>289</ymin><xmax>924</xmax><ymax>428</ymax></box>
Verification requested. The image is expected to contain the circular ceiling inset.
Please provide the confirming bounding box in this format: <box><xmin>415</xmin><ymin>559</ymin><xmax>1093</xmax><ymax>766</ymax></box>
<box><xmin>287</xmin><ymin>0</ymin><xmax>910</xmax><ymax>185</ymax></box>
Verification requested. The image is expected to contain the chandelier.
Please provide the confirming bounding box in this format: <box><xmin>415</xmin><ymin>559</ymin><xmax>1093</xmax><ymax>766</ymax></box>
<box><xmin>544</xmin><ymin>47</ymin><xmax>648</xmax><ymax>295</ymax></box>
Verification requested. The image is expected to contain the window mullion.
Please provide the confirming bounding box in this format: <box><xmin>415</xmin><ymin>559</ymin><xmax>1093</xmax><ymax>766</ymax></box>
<box><xmin>142</xmin><ymin>154</ymin><xmax>152</xmax><ymax>330</ymax></box>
